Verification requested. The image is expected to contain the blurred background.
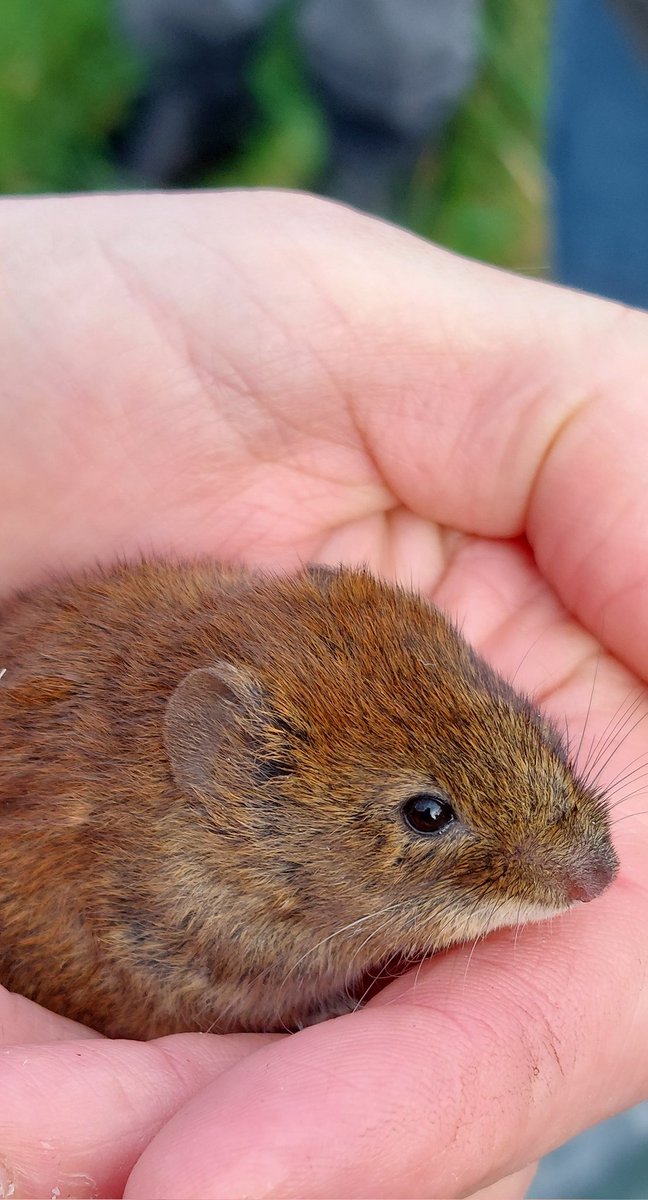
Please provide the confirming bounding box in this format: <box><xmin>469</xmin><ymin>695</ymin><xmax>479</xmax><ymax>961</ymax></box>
<box><xmin>1</xmin><ymin>1</ymin><xmax>647</xmax><ymax>1196</ymax></box>
<box><xmin>3</xmin><ymin>0</ymin><xmax>647</xmax><ymax>306</ymax></box>
<box><xmin>0</xmin><ymin>0</ymin><xmax>546</xmax><ymax>270</ymax></box>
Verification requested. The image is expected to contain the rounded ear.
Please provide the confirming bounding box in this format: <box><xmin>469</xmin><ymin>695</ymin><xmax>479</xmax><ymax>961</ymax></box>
<box><xmin>163</xmin><ymin>663</ymin><xmax>265</xmax><ymax>795</ymax></box>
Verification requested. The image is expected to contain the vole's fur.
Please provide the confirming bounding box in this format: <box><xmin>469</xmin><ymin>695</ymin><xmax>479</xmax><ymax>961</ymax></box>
<box><xmin>0</xmin><ymin>561</ymin><xmax>617</xmax><ymax>1038</ymax></box>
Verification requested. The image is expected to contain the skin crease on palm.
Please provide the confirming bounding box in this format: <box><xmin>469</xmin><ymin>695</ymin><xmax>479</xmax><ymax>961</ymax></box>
<box><xmin>1</xmin><ymin>190</ymin><xmax>648</xmax><ymax>1200</ymax></box>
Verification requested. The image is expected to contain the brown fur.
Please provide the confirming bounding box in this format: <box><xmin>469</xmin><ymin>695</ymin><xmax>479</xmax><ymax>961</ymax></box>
<box><xmin>0</xmin><ymin>561</ymin><xmax>617</xmax><ymax>1038</ymax></box>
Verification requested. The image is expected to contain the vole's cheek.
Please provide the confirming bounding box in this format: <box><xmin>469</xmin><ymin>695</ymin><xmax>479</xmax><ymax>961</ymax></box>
<box><xmin>420</xmin><ymin>879</ymin><xmax>567</xmax><ymax>949</ymax></box>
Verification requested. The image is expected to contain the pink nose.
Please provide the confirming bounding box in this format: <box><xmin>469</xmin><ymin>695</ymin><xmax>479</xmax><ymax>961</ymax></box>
<box><xmin>565</xmin><ymin>856</ymin><xmax>618</xmax><ymax>904</ymax></box>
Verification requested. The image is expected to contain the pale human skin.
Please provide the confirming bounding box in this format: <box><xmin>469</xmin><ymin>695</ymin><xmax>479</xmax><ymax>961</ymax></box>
<box><xmin>1</xmin><ymin>190</ymin><xmax>647</xmax><ymax>1200</ymax></box>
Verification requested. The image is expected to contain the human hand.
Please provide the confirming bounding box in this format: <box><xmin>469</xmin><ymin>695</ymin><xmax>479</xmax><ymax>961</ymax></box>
<box><xmin>1</xmin><ymin>190</ymin><xmax>647</xmax><ymax>1199</ymax></box>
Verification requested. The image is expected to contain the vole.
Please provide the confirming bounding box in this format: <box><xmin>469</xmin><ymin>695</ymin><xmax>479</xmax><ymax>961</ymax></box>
<box><xmin>0</xmin><ymin>560</ymin><xmax>618</xmax><ymax>1039</ymax></box>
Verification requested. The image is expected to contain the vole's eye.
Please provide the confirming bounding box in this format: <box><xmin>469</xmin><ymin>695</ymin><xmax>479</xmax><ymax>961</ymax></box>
<box><xmin>402</xmin><ymin>792</ymin><xmax>456</xmax><ymax>836</ymax></box>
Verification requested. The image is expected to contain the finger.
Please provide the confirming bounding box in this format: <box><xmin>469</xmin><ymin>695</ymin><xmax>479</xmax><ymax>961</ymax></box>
<box><xmin>0</xmin><ymin>986</ymin><xmax>101</xmax><ymax>1045</ymax></box>
<box><xmin>2</xmin><ymin>192</ymin><xmax>648</xmax><ymax>676</ymax></box>
<box><xmin>0</xmin><ymin>1031</ymin><xmax>277</xmax><ymax>1200</ymax></box>
<box><xmin>0</xmin><ymin>191</ymin><xmax>388</xmax><ymax>589</ymax></box>
<box><xmin>124</xmin><ymin>885</ymin><xmax>648</xmax><ymax>1199</ymax></box>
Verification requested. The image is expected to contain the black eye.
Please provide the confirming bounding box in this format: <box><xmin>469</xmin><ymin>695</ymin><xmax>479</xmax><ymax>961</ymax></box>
<box><xmin>402</xmin><ymin>792</ymin><xmax>456</xmax><ymax>836</ymax></box>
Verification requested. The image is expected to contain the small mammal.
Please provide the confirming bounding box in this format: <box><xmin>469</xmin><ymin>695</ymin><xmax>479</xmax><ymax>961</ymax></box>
<box><xmin>0</xmin><ymin>560</ymin><xmax>618</xmax><ymax>1039</ymax></box>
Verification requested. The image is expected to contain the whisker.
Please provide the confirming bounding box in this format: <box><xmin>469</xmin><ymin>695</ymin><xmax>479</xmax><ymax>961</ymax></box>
<box><xmin>610</xmin><ymin>810</ymin><xmax>648</xmax><ymax>825</ymax></box>
<box><xmin>508</xmin><ymin>628</ymin><xmax>551</xmax><ymax>688</ymax></box>
<box><xmin>606</xmin><ymin>784</ymin><xmax>648</xmax><ymax>814</ymax></box>
<box><xmin>343</xmin><ymin>910</ymin><xmax>408</xmax><ymax>997</ymax></box>
<box><xmin>563</xmin><ymin>715</ymin><xmax>572</xmax><ymax>759</ymax></box>
<box><xmin>350</xmin><ymin>947</ymin><xmax>402</xmax><ymax>1014</ymax></box>
<box><xmin>598</xmin><ymin>758</ymin><xmax>648</xmax><ymax>798</ymax></box>
<box><xmin>608</xmin><ymin>788</ymin><xmax>648</xmax><ymax>808</ymax></box>
<box><xmin>461</xmin><ymin>921</ymin><xmax>492</xmax><ymax>988</ymax></box>
<box><xmin>581</xmin><ymin>695</ymin><xmax>647</xmax><ymax>786</ymax></box>
<box><xmin>513</xmin><ymin>896</ymin><xmax>525</xmax><ymax>956</ymax></box>
<box><xmin>284</xmin><ymin>901</ymin><xmax>407</xmax><ymax>981</ymax></box>
<box><xmin>575</xmin><ymin>653</ymin><xmax>600</xmax><ymax>773</ymax></box>
<box><xmin>461</xmin><ymin>894</ymin><xmax>506</xmax><ymax>993</ymax></box>
<box><xmin>581</xmin><ymin>688</ymin><xmax>643</xmax><ymax>772</ymax></box>
<box><xmin>579</xmin><ymin>691</ymin><xmax>644</xmax><ymax>780</ymax></box>
<box><xmin>461</xmin><ymin>935</ymin><xmax>482</xmax><ymax>989</ymax></box>
<box><xmin>583</xmin><ymin>714</ymin><xmax>648</xmax><ymax>797</ymax></box>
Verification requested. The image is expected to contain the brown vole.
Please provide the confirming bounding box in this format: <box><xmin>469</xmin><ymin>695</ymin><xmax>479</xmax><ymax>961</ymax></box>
<box><xmin>0</xmin><ymin>561</ymin><xmax>618</xmax><ymax>1039</ymax></box>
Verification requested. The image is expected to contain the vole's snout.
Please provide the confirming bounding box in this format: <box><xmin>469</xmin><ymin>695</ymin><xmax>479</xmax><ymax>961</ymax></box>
<box><xmin>563</xmin><ymin>847</ymin><xmax>619</xmax><ymax>905</ymax></box>
<box><xmin>512</xmin><ymin>828</ymin><xmax>618</xmax><ymax>907</ymax></box>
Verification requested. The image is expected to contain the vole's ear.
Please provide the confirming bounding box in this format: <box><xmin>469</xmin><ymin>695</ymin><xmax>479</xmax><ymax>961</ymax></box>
<box><xmin>164</xmin><ymin>663</ymin><xmax>265</xmax><ymax>795</ymax></box>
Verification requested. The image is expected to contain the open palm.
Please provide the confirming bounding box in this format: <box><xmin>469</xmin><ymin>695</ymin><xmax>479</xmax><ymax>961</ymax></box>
<box><xmin>1</xmin><ymin>190</ymin><xmax>647</xmax><ymax>1200</ymax></box>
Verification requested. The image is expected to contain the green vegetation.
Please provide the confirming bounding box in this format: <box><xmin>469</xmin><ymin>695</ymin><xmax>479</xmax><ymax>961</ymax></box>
<box><xmin>0</xmin><ymin>0</ymin><xmax>548</xmax><ymax>270</ymax></box>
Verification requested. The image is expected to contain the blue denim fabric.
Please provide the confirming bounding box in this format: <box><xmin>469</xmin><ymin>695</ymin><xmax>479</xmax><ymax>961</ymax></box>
<box><xmin>548</xmin><ymin>0</ymin><xmax>648</xmax><ymax>309</ymax></box>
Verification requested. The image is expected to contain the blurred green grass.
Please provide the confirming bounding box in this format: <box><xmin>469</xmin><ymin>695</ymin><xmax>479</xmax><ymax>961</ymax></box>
<box><xmin>0</xmin><ymin>0</ymin><xmax>548</xmax><ymax>270</ymax></box>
